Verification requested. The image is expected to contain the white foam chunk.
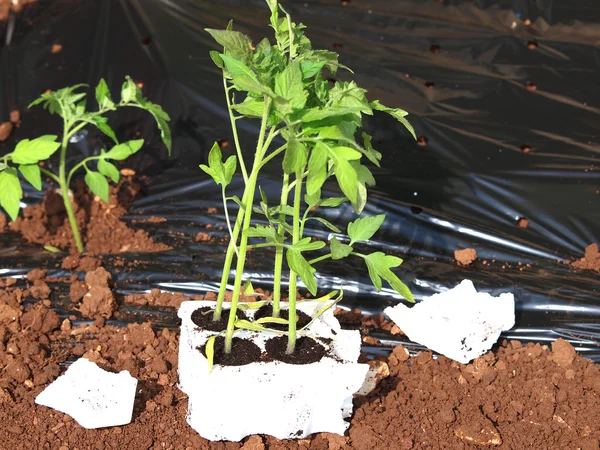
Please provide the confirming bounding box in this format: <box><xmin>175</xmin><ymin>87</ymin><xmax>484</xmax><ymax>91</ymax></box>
<box><xmin>178</xmin><ymin>300</ymin><xmax>369</xmax><ymax>442</ymax></box>
<box><xmin>35</xmin><ymin>358</ymin><xmax>138</xmax><ymax>429</ymax></box>
<box><xmin>384</xmin><ymin>280</ymin><xmax>515</xmax><ymax>364</ymax></box>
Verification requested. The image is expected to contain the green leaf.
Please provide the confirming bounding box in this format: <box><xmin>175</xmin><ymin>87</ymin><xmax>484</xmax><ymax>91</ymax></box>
<box><xmin>352</xmin><ymin>163</ymin><xmax>375</xmax><ymax>214</ymax></box>
<box><xmin>330</xmin><ymin>146</ymin><xmax>362</xmax><ymax>161</ymax></box>
<box><xmin>209</xmin><ymin>50</ymin><xmax>224</xmax><ymax>69</ymax></box>
<box><xmin>243</xmin><ymin>280</ymin><xmax>254</xmax><ymax>296</ymax></box>
<box><xmin>88</xmin><ymin>115</ymin><xmax>118</xmax><ymax>144</ymax></box>
<box><xmin>325</xmin><ymin>144</ymin><xmax>359</xmax><ymax>204</ymax></box>
<box><xmin>362</xmin><ymin>252</ymin><xmax>413</xmax><ymax>301</ymax></box>
<box><xmin>305</xmin><ymin>216</ymin><xmax>341</xmax><ymax>233</ymax></box>
<box><xmin>232</xmin><ymin>97</ymin><xmax>264</xmax><ymax>117</ymax></box>
<box><xmin>205</xmin><ymin>335</ymin><xmax>217</xmax><ymax>374</ymax></box>
<box><xmin>329</xmin><ymin>81</ymin><xmax>372</xmax><ymax>115</ymax></box>
<box><xmin>103</xmin><ymin>139</ymin><xmax>144</xmax><ymax>160</ymax></box>
<box><xmin>370</xmin><ymin>100</ymin><xmax>416</xmax><ymax>140</ymax></box>
<box><xmin>234</xmin><ymin>75</ymin><xmax>278</xmax><ymax>98</ymax></box>
<box><xmin>121</xmin><ymin>78</ymin><xmax>137</xmax><ymax>103</ymax></box>
<box><xmin>283</xmin><ymin>137</ymin><xmax>307</xmax><ymax>174</ymax></box>
<box><xmin>306</xmin><ymin>142</ymin><xmax>328</xmax><ymax>196</ymax></box>
<box><xmin>299</xmin><ymin>60</ymin><xmax>326</xmax><ymax>79</ymax></box>
<box><xmin>319</xmin><ymin>197</ymin><xmax>347</xmax><ymax>207</ymax></box>
<box><xmin>301</xmin><ymin>106</ymin><xmax>366</xmax><ymax>123</ymax></box>
<box><xmin>289</xmin><ymin>237</ymin><xmax>326</xmax><ymax>253</ymax></box>
<box><xmin>274</xmin><ymin>62</ymin><xmax>307</xmax><ymax>114</ymax></box>
<box><xmin>255</xmin><ymin>317</ymin><xmax>290</xmax><ymax>326</ymax></box>
<box><xmin>220</xmin><ymin>54</ymin><xmax>257</xmax><ymax>81</ymax></box>
<box><xmin>0</xmin><ymin>168</ymin><xmax>23</xmax><ymax>221</ymax></box>
<box><xmin>246</xmin><ymin>224</ymin><xmax>281</xmax><ymax>243</ymax></box>
<box><xmin>234</xmin><ymin>319</ymin><xmax>282</xmax><ymax>333</ymax></box>
<box><xmin>142</xmin><ymin>103</ymin><xmax>172</xmax><ymax>153</ymax></box>
<box><xmin>205</xmin><ymin>29</ymin><xmax>252</xmax><ymax>62</ymax></box>
<box><xmin>11</xmin><ymin>136</ymin><xmax>61</xmax><ymax>164</ymax></box>
<box><xmin>330</xmin><ymin>237</ymin><xmax>352</xmax><ymax>260</ymax></box>
<box><xmin>95</xmin><ymin>79</ymin><xmax>114</xmax><ymax>109</ymax></box>
<box><xmin>98</xmin><ymin>159</ymin><xmax>120</xmax><ymax>184</ymax></box>
<box><xmin>223</xmin><ymin>155</ymin><xmax>237</xmax><ymax>186</ymax></box>
<box><xmin>360</xmin><ymin>133</ymin><xmax>382</xmax><ymax>167</ymax></box>
<box><xmin>200</xmin><ymin>142</ymin><xmax>235</xmax><ymax>187</ymax></box>
<box><xmin>85</xmin><ymin>171</ymin><xmax>109</xmax><ymax>202</ymax></box>
<box><xmin>286</xmin><ymin>249</ymin><xmax>318</xmax><ymax>295</ymax></box>
<box><xmin>43</xmin><ymin>245</ymin><xmax>62</xmax><ymax>253</ymax></box>
<box><xmin>18</xmin><ymin>164</ymin><xmax>42</xmax><ymax>190</ymax></box>
<box><xmin>347</xmin><ymin>214</ymin><xmax>385</xmax><ymax>245</ymax></box>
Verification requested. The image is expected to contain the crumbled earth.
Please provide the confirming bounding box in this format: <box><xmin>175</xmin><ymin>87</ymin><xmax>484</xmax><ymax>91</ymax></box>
<box><xmin>571</xmin><ymin>243</ymin><xmax>600</xmax><ymax>273</ymax></box>
<box><xmin>1</xmin><ymin>269</ymin><xmax>599</xmax><ymax>449</ymax></box>
<box><xmin>7</xmin><ymin>179</ymin><xmax>170</xmax><ymax>254</ymax></box>
<box><xmin>0</xmin><ymin>121</ymin><xmax>13</xmax><ymax>141</ymax></box>
<box><xmin>455</xmin><ymin>248</ymin><xmax>478</xmax><ymax>266</ymax></box>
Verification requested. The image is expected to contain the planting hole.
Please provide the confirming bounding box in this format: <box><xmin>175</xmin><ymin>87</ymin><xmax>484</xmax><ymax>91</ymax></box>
<box><xmin>527</xmin><ymin>40</ymin><xmax>538</xmax><ymax>50</ymax></box>
<box><xmin>191</xmin><ymin>306</ymin><xmax>246</xmax><ymax>332</ymax></box>
<box><xmin>254</xmin><ymin>304</ymin><xmax>311</xmax><ymax>331</ymax></box>
<box><xmin>429</xmin><ymin>44</ymin><xmax>440</xmax><ymax>53</ymax></box>
<box><xmin>424</xmin><ymin>81</ymin><xmax>435</xmax><ymax>88</ymax></box>
<box><xmin>199</xmin><ymin>336</ymin><xmax>261</xmax><ymax>366</ymax></box>
<box><xmin>333</xmin><ymin>42</ymin><xmax>343</xmax><ymax>49</ymax></box>
<box><xmin>411</xmin><ymin>206</ymin><xmax>423</xmax><ymax>215</ymax></box>
<box><xmin>141</xmin><ymin>36</ymin><xmax>152</xmax><ymax>46</ymax></box>
<box><xmin>521</xmin><ymin>144</ymin><xmax>532</xmax><ymax>153</ymax></box>
<box><xmin>265</xmin><ymin>336</ymin><xmax>326</xmax><ymax>364</ymax></box>
<box><xmin>417</xmin><ymin>136</ymin><xmax>428</xmax><ymax>146</ymax></box>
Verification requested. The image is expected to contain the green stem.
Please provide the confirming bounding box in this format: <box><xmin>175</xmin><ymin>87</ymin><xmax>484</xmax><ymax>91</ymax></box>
<box><xmin>40</xmin><ymin>167</ymin><xmax>61</xmax><ymax>184</ymax></box>
<box><xmin>259</xmin><ymin>143</ymin><xmax>287</xmax><ymax>169</ymax></box>
<box><xmin>223</xmin><ymin>96</ymin><xmax>272</xmax><ymax>353</ymax></box>
<box><xmin>222</xmin><ymin>186</ymin><xmax>238</xmax><ymax>257</ymax></box>
<box><xmin>223</xmin><ymin>78</ymin><xmax>248</xmax><ymax>184</ymax></box>
<box><xmin>272</xmin><ymin>173</ymin><xmax>290</xmax><ymax>318</ymax></box>
<box><xmin>67</xmin><ymin>156</ymin><xmax>102</xmax><ymax>187</ymax></box>
<box><xmin>287</xmin><ymin>169</ymin><xmax>303</xmax><ymax>354</ymax></box>
<box><xmin>58</xmin><ymin>118</ymin><xmax>84</xmax><ymax>254</ymax></box>
<box><xmin>309</xmin><ymin>253</ymin><xmax>332</xmax><ymax>265</ymax></box>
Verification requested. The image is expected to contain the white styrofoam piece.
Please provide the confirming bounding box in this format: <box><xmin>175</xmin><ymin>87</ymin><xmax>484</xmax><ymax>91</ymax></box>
<box><xmin>35</xmin><ymin>358</ymin><xmax>138</xmax><ymax>429</ymax></box>
<box><xmin>177</xmin><ymin>300</ymin><xmax>369</xmax><ymax>442</ymax></box>
<box><xmin>384</xmin><ymin>279</ymin><xmax>515</xmax><ymax>364</ymax></box>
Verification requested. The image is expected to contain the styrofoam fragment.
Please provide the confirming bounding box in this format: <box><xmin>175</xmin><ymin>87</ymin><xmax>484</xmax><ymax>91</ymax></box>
<box><xmin>177</xmin><ymin>300</ymin><xmax>369</xmax><ymax>442</ymax></box>
<box><xmin>35</xmin><ymin>358</ymin><xmax>138</xmax><ymax>429</ymax></box>
<box><xmin>384</xmin><ymin>280</ymin><xmax>515</xmax><ymax>364</ymax></box>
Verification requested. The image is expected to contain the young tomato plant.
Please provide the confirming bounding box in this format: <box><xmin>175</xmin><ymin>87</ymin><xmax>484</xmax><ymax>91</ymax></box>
<box><xmin>0</xmin><ymin>77</ymin><xmax>171</xmax><ymax>253</ymax></box>
<box><xmin>202</xmin><ymin>0</ymin><xmax>416</xmax><ymax>356</ymax></box>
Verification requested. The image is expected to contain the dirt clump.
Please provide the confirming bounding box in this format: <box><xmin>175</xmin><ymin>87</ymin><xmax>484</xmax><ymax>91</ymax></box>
<box><xmin>78</xmin><ymin>267</ymin><xmax>117</xmax><ymax>319</ymax></box>
<box><xmin>455</xmin><ymin>248</ymin><xmax>478</xmax><ymax>266</ymax></box>
<box><xmin>571</xmin><ymin>243</ymin><xmax>600</xmax><ymax>273</ymax></box>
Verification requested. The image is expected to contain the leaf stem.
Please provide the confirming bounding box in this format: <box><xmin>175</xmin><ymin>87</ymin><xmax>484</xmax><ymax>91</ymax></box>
<box><xmin>259</xmin><ymin>143</ymin><xmax>287</xmax><ymax>169</ymax></box>
<box><xmin>308</xmin><ymin>253</ymin><xmax>332</xmax><ymax>265</ymax></box>
<box><xmin>222</xmin><ymin>186</ymin><xmax>238</xmax><ymax>257</ymax></box>
<box><xmin>224</xmin><ymin>77</ymin><xmax>248</xmax><ymax>184</ymax></box>
<box><xmin>40</xmin><ymin>167</ymin><xmax>61</xmax><ymax>184</ymax></box>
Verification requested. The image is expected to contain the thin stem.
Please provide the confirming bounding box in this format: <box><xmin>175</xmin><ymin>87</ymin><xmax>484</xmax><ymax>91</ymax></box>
<box><xmin>285</xmin><ymin>170</ymin><xmax>308</xmax><ymax>194</ymax></box>
<box><xmin>224</xmin><ymin>96</ymin><xmax>272</xmax><ymax>354</ymax></box>
<box><xmin>286</xmin><ymin>169</ymin><xmax>303</xmax><ymax>354</ymax></box>
<box><xmin>259</xmin><ymin>143</ymin><xmax>287</xmax><ymax>169</ymax></box>
<box><xmin>67</xmin><ymin>156</ymin><xmax>102</xmax><ymax>187</ymax></box>
<box><xmin>223</xmin><ymin>77</ymin><xmax>248</xmax><ymax>184</ymax></box>
<box><xmin>40</xmin><ymin>167</ymin><xmax>61</xmax><ymax>184</ymax></box>
<box><xmin>309</xmin><ymin>253</ymin><xmax>332</xmax><ymax>265</ymax></box>
<box><xmin>58</xmin><ymin>117</ymin><xmax>84</xmax><ymax>253</ymax></box>
<box><xmin>272</xmin><ymin>173</ymin><xmax>290</xmax><ymax>318</ymax></box>
<box><xmin>222</xmin><ymin>186</ymin><xmax>238</xmax><ymax>258</ymax></box>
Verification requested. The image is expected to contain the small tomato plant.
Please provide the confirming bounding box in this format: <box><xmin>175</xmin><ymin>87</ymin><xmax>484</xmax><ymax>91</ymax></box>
<box><xmin>0</xmin><ymin>77</ymin><xmax>171</xmax><ymax>253</ymax></box>
<box><xmin>202</xmin><ymin>0</ymin><xmax>416</xmax><ymax>357</ymax></box>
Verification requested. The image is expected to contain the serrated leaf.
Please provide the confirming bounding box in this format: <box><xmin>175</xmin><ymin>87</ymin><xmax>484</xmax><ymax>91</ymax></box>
<box><xmin>18</xmin><ymin>164</ymin><xmax>42</xmax><ymax>190</ymax></box>
<box><xmin>299</xmin><ymin>60</ymin><xmax>326</xmax><ymax>79</ymax></box>
<box><xmin>326</xmin><ymin>144</ymin><xmax>359</xmax><ymax>204</ymax></box>
<box><xmin>330</xmin><ymin>237</ymin><xmax>352</xmax><ymax>260</ymax></box>
<box><xmin>283</xmin><ymin>137</ymin><xmax>307</xmax><ymax>174</ymax></box>
<box><xmin>234</xmin><ymin>75</ymin><xmax>277</xmax><ymax>98</ymax></box>
<box><xmin>329</xmin><ymin>81</ymin><xmax>372</xmax><ymax>115</ymax></box>
<box><xmin>205</xmin><ymin>335</ymin><xmax>216</xmax><ymax>374</ymax></box>
<box><xmin>103</xmin><ymin>139</ymin><xmax>144</xmax><ymax>160</ymax></box>
<box><xmin>95</xmin><ymin>79</ymin><xmax>114</xmax><ymax>109</ymax></box>
<box><xmin>232</xmin><ymin>97</ymin><xmax>264</xmax><ymax>117</ymax></box>
<box><xmin>220</xmin><ymin>54</ymin><xmax>257</xmax><ymax>81</ymax></box>
<box><xmin>85</xmin><ymin>171</ymin><xmax>109</xmax><ymax>202</ymax></box>
<box><xmin>289</xmin><ymin>237</ymin><xmax>326</xmax><ymax>253</ymax></box>
<box><xmin>206</xmin><ymin>29</ymin><xmax>252</xmax><ymax>62</ymax></box>
<box><xmin>305</xmin><ymin>216</ymin><xmax>341</xmax><ymax>233</ymax></box>
<box><xmin>121</xmin><ymin>78</ymin><xmax>137</xmax><ymax>103</ymax></box>
<box><xmin>362</xmin><ymin>252</ymin><xmax>413</xmax><ymax>301</ymax></box>
<box><xmin>274</xmin><ymin>62</ymin><xmax>307</xmax><ymax>114</ymax></box>
<box><xmin>143</xmin><ymin>103</ymin><xmax>172</xmax><ymax>153</ymax></box>
<box><xmin>361</xmin><ymin>132</ymin><xmax>382</xmax><ymax>167</ymax></box>
<box><xmin>223</xmin><ymin>155</ymin><xmax>237</xmax><ymax>186</ymax></box>
<box><xmin>209</xmin><ymin>50</ymin><xmax>224</xmax><ymax>69</ymax></box>
<box><xmin>98</xmin><ymin>159</ymin><xmax>120</xmax><ymax>184</ymax></box>
<box><xmin>319</xmin><ymin>197</ymin><xmax>347</xmax><ymax>207</ymax></box>
<box><xmin>11</xmin><ymin>136</ymin><xmax>61</xmax><ymax>164</ymax></box>
<box><xmin>330</xmin><ymin>146</ymin><xmax>362</xmax><ymax>161</ymax></box>
<box><xmin>352</xmin><ymin>163</ymin><xmax>375</xmax><ymax>214</ymax></box>
<box><xmin>246</xmin><ymin>224</ymin><xmax>281</xmax><ymax>243</ymax></box>
<box><xmin>89</xmin><ymin>115</ymin><xmax>118</xmax><ymax>144</ymax></box>
<box><xmin>0</xmin><ymin>168</ymin><xmax>23</xmax><ymax>221</ymax></box>
<box><xmin>301</xmin><ymin>106</ymin><xmax>365</xmax><ymax>123</ymax></box>
<box><xmin>286</xmin><ymin>249</ymin><xmax>318</xmax><ymax>295</ymax></box>
<box><xmin>348</xmin><ymin>214</ymin><xmax>385</xmax><ymax>245</ymax></box>
<box><xmin>370</xmin><ymin>100</ymin><xmax>416</xmax><ymax>140</ymax></box>
<box><xmin>306</xmin><ymin>142</ymin><xmax>328</xmax><ymax>196</ymax></box>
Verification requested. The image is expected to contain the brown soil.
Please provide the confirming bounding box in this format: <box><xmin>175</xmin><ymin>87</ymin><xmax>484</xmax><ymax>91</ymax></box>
<box><xmin>265</xmin><ymin>336</ymin><xmax>326</xmax><ymax>364</ymax></box>
<box><xmin>571</xmin><ymin>243</ymin><xmax>600</xmax><ymax>273</ymax></box>
<box><xmin>455</xmin><ymin>248</ymin><xmax>478</xmax><ymax>266</ymax></box>
<box><xmin>8</xmin><ymin>179</ymin><xmax>170</xmax><ymax>255</ymax></box>
<box><xmin>0</xmin><ymin>121</ymin><xmax>13</xmax><ymax>141</ymax></box>
<box><xmin>1</xmin><ymin>271</ymin><xmax>599</xmax><ymax>449</ymax></box>
<box><xmin>200</xmin><ymin>336</ymin><xmax>262</xmax><ymax>366</ymax></box>
<box><xmin>190</xmin><ymin>306</ymin><xmax>246</xmax><ymax>332</ymax></box>
<box><xmin>254</xmin><ymin>304</ymin><xmax>312</xmax><ymax>331</ymax></box>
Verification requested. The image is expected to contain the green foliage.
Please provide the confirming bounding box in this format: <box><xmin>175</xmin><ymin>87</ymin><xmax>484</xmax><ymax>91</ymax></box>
<box><xmin>0</xmin><ymin>77</ymin><xmax>171</xmax><ymax>253</ymax></box>
<box><xmin>201</xmin><ymin>0</ymin><xmax>416</xmax><ymax>359</ymax></box>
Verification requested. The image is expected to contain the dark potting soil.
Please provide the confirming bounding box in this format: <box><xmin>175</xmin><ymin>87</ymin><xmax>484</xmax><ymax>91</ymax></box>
<box><xmin>199</xmin><ymin>336</ymin><xmax>261</xmax><ymax>366</ymax></box>
<box><xmin>7</xmin><ymin>178</ymin><xmax>169</xmax><ymax>254</ymax></box>
<box><xmin>1</xmin><ymin>270</ymin><xmax>600</xmax><ymax>449</ymax></box>
<box><xmin>190</xmin><ymin>306</ymin><xmax>246</xmax><ymax>332</ymax></box>
<box><xmin>265</xmin><ymin>336</ymin><xmax>327</xmax><ymax>365</ymax></box>
<box><xmin>253</xmin><ymin>303</ymin><xmax>312</xmax><ymax>331</ymax></box>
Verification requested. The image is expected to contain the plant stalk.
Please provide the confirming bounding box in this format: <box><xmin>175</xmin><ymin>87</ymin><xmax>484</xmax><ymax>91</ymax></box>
<box><xmin>272</xmin><ymin>173</ymin><xmax>290</xmax><ymax>317</ymax></box>
<box><xmin>286</xmin><ymin>169</ymin><xmax>303</xmax><ymax>354</ymax></box>
<box><xmin>223</xmin><ymin>97</ymin><xmax>272</xmax><ymax>353</ymax></box>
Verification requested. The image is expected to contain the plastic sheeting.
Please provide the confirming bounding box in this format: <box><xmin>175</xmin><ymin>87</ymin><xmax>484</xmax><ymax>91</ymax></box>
<box><xmin>1</xmin><ymin>0</ymin><xmax>599</xmax><ymax>360</ymax></box>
